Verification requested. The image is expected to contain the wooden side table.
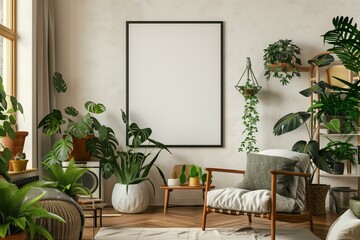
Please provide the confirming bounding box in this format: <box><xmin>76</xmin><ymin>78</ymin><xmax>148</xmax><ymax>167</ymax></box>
<box><xmin>160</xmin><ymin>185</ymin><xmax>215</xmax><ymax>214</ymax></box>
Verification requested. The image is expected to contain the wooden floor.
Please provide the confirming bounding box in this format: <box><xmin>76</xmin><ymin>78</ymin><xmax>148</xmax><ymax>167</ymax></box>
<box><xmin>82</xmin><ymin>206</ymin><xmax>339</xmax><ymax>240</ymax></box>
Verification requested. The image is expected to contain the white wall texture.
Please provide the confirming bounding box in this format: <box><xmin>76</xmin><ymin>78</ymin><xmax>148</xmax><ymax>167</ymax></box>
<box><xmin>52</xmin><ymin>0</ymin><xmax>360</xmax><ymax>205</ymax></box>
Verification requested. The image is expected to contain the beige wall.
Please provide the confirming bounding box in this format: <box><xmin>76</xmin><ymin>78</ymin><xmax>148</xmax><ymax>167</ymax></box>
<box><xmin>52</xmin><ymin>0</ymin><xmax>360</xmax><ymax>205</ymax></box>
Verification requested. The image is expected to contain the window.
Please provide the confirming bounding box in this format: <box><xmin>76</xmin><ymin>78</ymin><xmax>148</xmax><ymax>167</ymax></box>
<box><xmin>0</xmin><ymin>0</ymin><xmax>15</xmax><ymax>96</ymax></box>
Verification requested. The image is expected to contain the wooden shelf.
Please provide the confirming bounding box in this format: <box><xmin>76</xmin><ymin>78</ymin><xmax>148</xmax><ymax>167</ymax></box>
<box><xmin>320</xmin><ymin>173</ymin><xmax>360</xmax><ymax>178</ymax></box>
<box><xmin>8</xmin><ymin>168</ymin><xmax>38</xmax><ymax>176</ymax></box>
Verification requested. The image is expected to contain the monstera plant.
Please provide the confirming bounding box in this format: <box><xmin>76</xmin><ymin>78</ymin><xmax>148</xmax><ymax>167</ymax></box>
<box><xmin>38</xmin><ymin>72</ymin><xmax>108</xmax><ymax>164</ymax></box>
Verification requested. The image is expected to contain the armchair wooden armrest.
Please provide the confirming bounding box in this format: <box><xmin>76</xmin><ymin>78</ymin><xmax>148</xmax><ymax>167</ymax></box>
<box><xmin>204</xmin><ymin>168</ymin><xmax>245</xmax><ymax>193</ymax></box>
<box><xmin>270</xmin><ymin>170</ymin><xmax>311</xmax><ymax>178</ymax></box>
<box><xmin>205</xmin><ymin>167</ymin><xmax>245</xmax><ymax>175</ymax></box>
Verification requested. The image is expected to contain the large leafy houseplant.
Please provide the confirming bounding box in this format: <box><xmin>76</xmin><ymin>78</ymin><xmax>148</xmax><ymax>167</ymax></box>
<box><xmin>0</xmin><ymin>76</ymin><xmax>24</xmax><ymax>181</ymax></box>
<box><xmin>273</xmin><ymin>111</ymin><xmax>334</xmax><ymax>182</ymax></box>
<box><xmin>0</xmin><ymin>180</ymin><xmax>64</xmax><ymax>239</ymax></box>
<box><xmin>263</xmin><ymin>39</ymin><xmax>302</xmax><ymax>85</ymax></box>
<box><xmin>92</xmin><ymin>110</ymin><xmax>171</xmax><ymax>192</ymax></box>
<box><xmin>38</xmin><ymin>72</ymin><xmax>107</xmax><ymax>165</ymax></box>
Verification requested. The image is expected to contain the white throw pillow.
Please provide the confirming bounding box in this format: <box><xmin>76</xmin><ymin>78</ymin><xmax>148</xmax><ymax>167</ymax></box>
<box><xmin>326</xmin><ymin>209</ymin><xmax>360</xmax><ymax>240</ymax></box>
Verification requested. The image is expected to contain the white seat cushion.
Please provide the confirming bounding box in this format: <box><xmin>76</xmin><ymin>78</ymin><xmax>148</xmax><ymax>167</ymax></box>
<box><xmin>207</xmin><ymin>188</ymin><xmax>296</xmax><ymax>213</ymax></box>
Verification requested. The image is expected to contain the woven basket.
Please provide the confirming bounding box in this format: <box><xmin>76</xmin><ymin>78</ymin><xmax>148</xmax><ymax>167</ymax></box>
<box><xmin>35</xmin><ymin>200</ymin><xmax>82</xmax><ymax>240</ymax></box>
<box><xmin>310</xmin><ymin>184</ymin><xmax>330</xmax><ymax>216</ymax></box>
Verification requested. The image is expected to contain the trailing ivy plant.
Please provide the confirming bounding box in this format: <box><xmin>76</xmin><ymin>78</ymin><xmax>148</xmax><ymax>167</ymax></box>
<box><xmin>263</xmin><ymin>39</ymin><xmax>302</xmax><ymax>85</ymax></box>
<box><xmin>238</xmin><ymin>79</ymin><xmax>260</xmax><ymax>153</ymax></box>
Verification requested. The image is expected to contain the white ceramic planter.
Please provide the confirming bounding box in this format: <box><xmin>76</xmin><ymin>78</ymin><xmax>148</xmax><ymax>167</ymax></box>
<box><xmin>111</xmin><ymin>182</ymin><xmax>150</xmax><ymax>213</ymax></box>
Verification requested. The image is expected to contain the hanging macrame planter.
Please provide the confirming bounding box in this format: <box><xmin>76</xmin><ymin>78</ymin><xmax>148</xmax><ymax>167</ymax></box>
<box><xmin>236</xmin><ymin>57</ymin><xmax>261</xmax><ymax>153</ymax></box>
<box><xmin>235</xmin><ymin>57</ymin><xmax>261</xmax><ymax>98</ymax></box>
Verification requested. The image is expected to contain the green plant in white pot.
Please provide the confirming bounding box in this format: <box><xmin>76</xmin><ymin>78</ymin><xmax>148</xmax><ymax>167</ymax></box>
<box><xmin>90</xmin><ymin>110</ymin><xmax>171</xmax><ymax>213</ymax></box>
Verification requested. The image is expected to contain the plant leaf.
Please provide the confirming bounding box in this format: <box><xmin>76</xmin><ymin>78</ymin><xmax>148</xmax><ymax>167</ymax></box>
<box><xmin>273</xmin><ymin>112</ymin><xmax>311</xmax><ymax>136</ymax></box>
<box><xmin>53</xmin><ymin>72</ymin><xmax>67</xmax><ymax>93</ymax></box>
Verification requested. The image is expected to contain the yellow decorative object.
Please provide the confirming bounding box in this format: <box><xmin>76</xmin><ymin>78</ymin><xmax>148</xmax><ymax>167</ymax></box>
<box><xmin>189</xmin><ymin>177</ymin><xmax>200</xmax><ymax>187</ymax></box>
<box><xmin>10</xmin><ymin>160</ymin><xmax>28</xmax><ymax>172</ymax></box>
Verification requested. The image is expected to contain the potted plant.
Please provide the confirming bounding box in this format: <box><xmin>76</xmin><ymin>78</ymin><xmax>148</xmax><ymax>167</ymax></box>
<box><xmin>38</xmin><ymin>72</ymin><xmax>107</xmax><ymax>162</ymax></box>
<box><xmin>238</xmin><ymin>79</ymin><xmax>261</xmax><ymax>153</ymax></box>
<box><xmin>263</xmin><ymin>39</ymin><xmax>302</xmax><ymax>85</ymax></box>
<box><xmin>0</xmin><ymin>76</ymin><xmax>27</xmax><ymax>173</ymax></box>
<box><xmin>307</xmin><ymin>80</ymin><xmax>360</xmax><ymax>134</ymax></box>
<box><xmin>88</xmin><ymin>110</ymin><xmax>171</xmax><ymax>213</ymax></box>
<box><xmin>0</xmin><ymin>179</ymin><xmax>64</xmax><ymax>240</ymax></box>
<box><xmin>42</xmin><ymin>158</ymin><xmax>91</xmax><ymax>199</ymax></box>
<box><xmin>326</xmin><ymin>138</ymin><xmax>357</xmax><ymax>175</ymax></box>
<box><xmin>10</xmin><ymin>152</ymin><xmax>28</xmax><ymax>172</ymax></box>
<box><xmin>235</xmin><ymin>58</ymin><xmax>261</xmax><ymax>153</ymax></box>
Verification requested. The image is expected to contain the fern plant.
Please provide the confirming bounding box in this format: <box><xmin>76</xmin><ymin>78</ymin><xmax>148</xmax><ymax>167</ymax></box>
<box><xmin>43</xmin><ymin>158</ymin><xmax>91</xmax><ymax>198</ymax></box>
<box><xmin>323</xmin><ymin>16</ymin><xmax>360</xmax><ymax>74</ymax></box>
<box><xmin>0</xmin><ymin>180</ymin><xmax>64</xmax><ymax>239</ymax></box>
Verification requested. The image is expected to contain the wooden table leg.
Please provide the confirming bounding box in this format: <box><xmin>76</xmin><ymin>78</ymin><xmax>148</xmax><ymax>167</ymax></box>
<box><xmin>164</xmin><ymin>189</ymin><xmax>171</xmax><ymax>214</ymax></box>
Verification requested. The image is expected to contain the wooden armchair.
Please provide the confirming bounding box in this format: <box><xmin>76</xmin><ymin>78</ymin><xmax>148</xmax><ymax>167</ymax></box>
<box><xmin>201</xmin><ymin>150</ymin><xmax>313</xmax><ymax>240</ymax></box>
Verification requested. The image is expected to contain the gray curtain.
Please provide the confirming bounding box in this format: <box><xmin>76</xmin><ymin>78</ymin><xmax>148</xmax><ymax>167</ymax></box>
<box><xmin>36</xmin><ymin>0</ymin><xmax>56</xmax><ymax>174</ymax></box>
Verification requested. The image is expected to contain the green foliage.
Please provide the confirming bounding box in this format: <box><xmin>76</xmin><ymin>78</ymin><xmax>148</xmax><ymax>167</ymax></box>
<box><xmin>0</xmin><ymin>180</ymin><xmax>65</xmax><ymax>239</ymax></box>
<box><xmin>42</xmin><ymin>135</ymin><xmax>73</xmax><ymax>165</ymax></box>
<box><xmin>188</xmin><ymin>165</ymin><xmax>207</xmax><ymax>185</ymax></box>
<box><xmin>323</xmin><ymin>16</ymin><xmax>360</xmax><ymax>74</ymax></box>
<box><xmin>273</xmin><ymin>112</ymin><xmax>311</xmax><ymax>136</ymax></box>
<box><xmin>89</xmin><ymin>110</ymin><xmax>171</xmax><ymax>194</ymax></box>
<box><xmin>326</xmin><ymin>138</ymin><xmax>357</xmax><ymax>165</ymax></box>
<box><xmin>0</xmin><ymin>76</ymin><xmax>24</xmax><ymax>181</ymax></box>
<box><xmin>263</xmin><ymin>39</ymin><xmax>302</xmax><ymax>85</ymax></box>
<box><xmin>305</xmin><ymin>80</ymin><xmax>360</xmax><ymax>133</ymax></box>
<box><xmin>308</xmin><ymin>53</ymin><xmax>335</xmax><ymax>67</ymax></box>
<box><xmin>238</xmin><ymin>80</ymin><xmax>260</xmax><ymax>153</ymax></box>
<box><xmin>43</xmin><ymin>159</ymin><xmax>91</xmax><ymax>198</ymax></box>
<box><xmin>179</xmin><ymin>165</ymin><xmax>186</xmax><ymax>184</ymax></box>
<box><xmin>273</xmin><ymin>110</ymin><xmax>333</xmax><ymax>181</ymax></box>
<box><xmin>189</xmin><ymin>165</ymin><xmax>198</xmax><ymax>178</ymax></box>
<box><xmin>38</xmin><ymin>72</ymin><xmax>107</xmax><ymax>139</ymax></box>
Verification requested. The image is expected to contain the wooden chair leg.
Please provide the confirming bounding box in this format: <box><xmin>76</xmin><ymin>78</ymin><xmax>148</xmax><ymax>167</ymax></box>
<box><xmin>271</xmin><ymin>216</ymin><xmax>275</xmax><ymax>240</ymax></box>
<box><xmin>247</xmin><ymin>215</ymin><xmax>252</xmax><ymax>223</ymax></box>
<box><xmin>202</xmin><ymin>208</ymin><xmax>208</xmax><ymax>230</ymax></box>
<box><xmin>309</xmin><ymin>217</ymin><xmax>314</xmax><ymax>231</ymax></box>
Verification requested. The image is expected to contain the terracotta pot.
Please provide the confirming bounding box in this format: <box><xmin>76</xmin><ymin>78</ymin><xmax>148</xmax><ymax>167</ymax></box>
<box><xmin>68</xmin><ymin>134</ymin><xmax>94</xmax><ymax>161</ymax></box>
<box><xmin>0</xmin><ymin>131</ymin><xmax>28</xmax><ymax>171</ymax></box>
<box><xmin>0</xmin><ymin>231</ymin><xmax>26</xmax><ymax>240</ymax></box>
